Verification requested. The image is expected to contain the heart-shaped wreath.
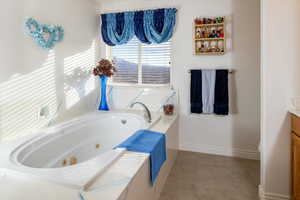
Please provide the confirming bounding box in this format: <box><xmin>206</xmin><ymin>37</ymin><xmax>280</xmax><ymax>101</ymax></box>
<box><xmin>25</xmin><ymin>18</ymin><xmax>64</xmax><ymax>49</ymax></box>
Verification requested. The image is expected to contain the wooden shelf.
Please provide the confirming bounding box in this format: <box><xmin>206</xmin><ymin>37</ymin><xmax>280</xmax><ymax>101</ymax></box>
<box><xmin>195</xmin><ymin>38</ymin><xmax>225</xmax><ymax>41</ymax></box>
<box><xmin>195</xmin><ymin>52</ymin><xmax>225</xmax><ymax>55</ymax></box>
<box><xmin>194</xmin><ymin>17</ymin><xmax>226</xmax><ymax>56</ymax></box>
<box><xmin>195</xmin><ymin>23</ymin><xmax>224</xmax><ymax>28</ymax></box>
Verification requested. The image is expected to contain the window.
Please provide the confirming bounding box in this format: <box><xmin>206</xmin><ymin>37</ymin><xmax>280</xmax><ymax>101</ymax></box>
<box><xmin>108</xmin><ymin>37</ymin><xmax>171</xmax><ymax>85</ymax></box>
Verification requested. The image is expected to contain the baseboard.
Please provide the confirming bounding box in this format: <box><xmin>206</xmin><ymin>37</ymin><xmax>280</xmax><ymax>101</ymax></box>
<box><xmin>232</xmin><ymin>148</ymin><xmax>260</xmax><ymax>160</ymax></box>
<box><xmin>180</xmin><ymin>143</ymin><xmax>260</xmax><ymax>160</ymax></box>
<box><xmin>259</xmin><ymin>185</ymin><xmax>290</xmax><ymax>200</ymax></box>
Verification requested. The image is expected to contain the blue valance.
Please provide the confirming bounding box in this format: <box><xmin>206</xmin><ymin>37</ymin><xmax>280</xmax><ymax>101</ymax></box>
<box><xmin>101</xmin><ymin>8</ymin><xmax>177</xmax><ymax>46</ymax></box>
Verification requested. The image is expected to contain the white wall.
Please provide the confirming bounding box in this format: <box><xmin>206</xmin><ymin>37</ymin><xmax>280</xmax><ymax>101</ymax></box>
<box><xmin>261</xmin><ymin>0</ymin><xmax>300</xmax><ymax>198</ymax></box>
<box><xmin>0</xmin><ymin>0</ymin><xmax>99</xmax><ymax>141</ymax></box>
<box><xmin>99</xmin><ymin>0</ymin><xmax>261</xmax><ymax>160</ymax></box>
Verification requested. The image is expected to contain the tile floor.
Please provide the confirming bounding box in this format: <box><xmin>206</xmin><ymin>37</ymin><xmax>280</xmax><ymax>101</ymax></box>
<box><xmin>159</xmin><ymin>151</ymin><xmax>260</xmax><ymax>200</ymax></box>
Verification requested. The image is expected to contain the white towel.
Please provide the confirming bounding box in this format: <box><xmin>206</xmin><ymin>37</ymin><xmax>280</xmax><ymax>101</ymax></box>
<box><xmin>202</xmin><ymin>70</ymin><xmax>216</xmax><ymax>114</ymax></box>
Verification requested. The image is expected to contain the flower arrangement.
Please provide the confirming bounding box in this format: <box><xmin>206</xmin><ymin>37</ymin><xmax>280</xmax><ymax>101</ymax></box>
<box><xmin>93</xmin><ymin>59</ymin><xmax>116</xmax><ymax>111</ymax></box>
<box><xmin>92</xmin><ymin>59</ymin><xmax>116</xmax><ymax>77</ymax></box>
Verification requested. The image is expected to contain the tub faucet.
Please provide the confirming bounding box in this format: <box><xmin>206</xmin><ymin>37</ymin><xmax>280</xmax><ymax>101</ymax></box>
<box><xmin>130</xmin><ymin>102</ymin><xmax>152</xmax><ymax>123</ymax></box>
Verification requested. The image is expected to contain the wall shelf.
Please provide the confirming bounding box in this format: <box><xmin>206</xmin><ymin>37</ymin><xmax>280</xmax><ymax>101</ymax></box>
<box><xmin>194</xmin><ymin>17</ymin><xmax>226</xmax><ymax>55</ymax></box>
<box><xmin>195</xmin><ymin>23</ymin><xmax>224</xmax><ymax>28</ymax></box>
<box><xmin>195</xmin><ymin>52</ymin><xmax>225</xmax><ymax>55</ymax></box>
<box><xmin>195</xmin><ymin>38</ymin><xmax>225</xmax><ymax>41</ymax></box>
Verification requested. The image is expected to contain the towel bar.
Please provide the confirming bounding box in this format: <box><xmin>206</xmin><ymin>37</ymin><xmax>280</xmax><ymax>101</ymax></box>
<box><xmin>188</xmin><ymin>69</ymin><xmax>234</xmax><ymax>74</ymax></box>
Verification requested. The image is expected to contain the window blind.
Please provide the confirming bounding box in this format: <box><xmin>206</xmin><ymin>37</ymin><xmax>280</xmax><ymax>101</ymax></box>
<box><xmin>112</xmin><ymin>37</ymin><xmax>139</xmax><ymax>84</ymax></box>
<box><xmin>111</xmin><ymin>37</ymin><xmax>171</xmax><ymax>84</ymax></box>
<box><xmin>141</xmin><ymin>41</ymin><xmax>171</xmax><ymax>84</ymax></box>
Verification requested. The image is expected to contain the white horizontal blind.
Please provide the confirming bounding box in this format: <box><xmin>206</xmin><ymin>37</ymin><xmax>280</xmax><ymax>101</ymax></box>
<box><xmin>111</xmin><ymin>37</ymin><xmax>171</xmax><ymax>84</ymax></box>
<box><xmin>141</xmin><ymin>41</ymin><xmax>171</xmax><ymax>84</ymax></box>
<box><xmin>112</xmin><ymin>37</ymin><xmax>139</xmax><ymax>84</ymax></box>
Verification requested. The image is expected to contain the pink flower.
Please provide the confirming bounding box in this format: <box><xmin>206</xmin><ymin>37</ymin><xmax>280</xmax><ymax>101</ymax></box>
<box><xmin>92</xmin><ymin>59</ymin><xmax>116</xmax><ymax>77</ymax></box>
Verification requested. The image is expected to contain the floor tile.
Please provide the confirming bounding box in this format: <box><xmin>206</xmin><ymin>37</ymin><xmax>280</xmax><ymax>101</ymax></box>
<box><xmin>159</xmin><ymin>151</ymin><xmax>260</xmax><ymax>200</ymax></box>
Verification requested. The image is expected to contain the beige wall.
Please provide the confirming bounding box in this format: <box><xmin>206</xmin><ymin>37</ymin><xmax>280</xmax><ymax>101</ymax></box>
<box><xmin>99</xmin><ymin>0</ymin><xmax>261</xmax><ymax>160</ymax></box>
<box><xmin>0</xmin><ymin>0</ymin><xmax>100</xmax><ymax>141</ymax></box>
<box><xmin>261</xmin><ymin>0</ymin><xmax>300</xmax><ymax>198</ymax></box>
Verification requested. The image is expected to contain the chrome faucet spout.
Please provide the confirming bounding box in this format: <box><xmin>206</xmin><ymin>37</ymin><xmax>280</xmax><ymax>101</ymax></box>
<box><xmin>130</xmin><ymin>102</ymin><xmax>152</xmax><ymax>123</ymax></box>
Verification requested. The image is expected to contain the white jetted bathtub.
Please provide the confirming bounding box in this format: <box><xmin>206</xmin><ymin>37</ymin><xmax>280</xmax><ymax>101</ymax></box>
<box><xmin>0</xmin><ymin>111</ymin><xmax>158</xmax><ymax>190</ymax></box>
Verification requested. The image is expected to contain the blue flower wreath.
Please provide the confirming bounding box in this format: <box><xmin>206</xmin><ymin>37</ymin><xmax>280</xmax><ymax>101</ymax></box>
<box><xmin>25</xmin><ymin>18</ymin><xmax>64</xmax><ymax>49</ymax></box>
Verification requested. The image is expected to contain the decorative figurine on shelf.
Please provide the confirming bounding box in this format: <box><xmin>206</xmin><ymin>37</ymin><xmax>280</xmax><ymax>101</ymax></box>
<box><xmin>212</xmin><ymin>18</ymin><xmax>217</xmax><ymax>24</ymax></box>
<box><xmin>204</xmin><ymin>41</ymin><xmax>210</xmax><ymax>52</ymax></box>
<box><xmin>206</xmin><ymin>18</ymin><xmax>212</xmax><ymax>24</ymax></box>
<box><xmin>196</xmin><ymin>41</ymin><xmax>201</xmax><ymax>51</ymax></box>
<box><xmin>209</xmin><ymin>28</ymin><xmax>218</xmax><ymax>38</ymax></box>
<box><xmin>195</xmin><ymin>18</ymin><xmax>203</xmax><ymax>25</ymax></box>
<box><xmin>219</xmin><ymin>28</ymin><xmax>224</xmax><ymax>38</ymax></box>
<box><xmin>213</xmin><ymin>30</ymin><xmax>219</xmax><ymax>38</ymax></box>
<box><xmin>210</xmin><ymin>41</ymin><xmax>218</xmax><ymax>52</ymax></box>
<box><xmin>201</xmin><ymin>30</ymin><xmax>206</xmax><ymax>38</ymax></box>
<box><xmin>92</xmin><ymin>59</ymin><xmax>116</xmax><ymax>111</ymax></box>
<box><xmin>204</xmin><ymin>27</ymin><xmax>210</xmax><ymax>38</ymax></box>
<box><xmin>200</xmin><ymin>43</ymin><xmax>206</xmax><ymax>53</ymax></box>
<box><xmin>218</xmin><ymin>40</ymin><xmax>225</xmax><ymax>53</ymax></box>
<box><xmin>197</xmin><ymin>41</ymin><xmax>206</xmax><ymax>53</ymax></box>
<box><xmin>216</xmin><ymin>17</ymin><xmax>224</xmax><ymax>24</ymax></box>
<box><xmin>196</xmin><ymin>27</ymin><xmax>202</xmax><ymax>38</ymax></box>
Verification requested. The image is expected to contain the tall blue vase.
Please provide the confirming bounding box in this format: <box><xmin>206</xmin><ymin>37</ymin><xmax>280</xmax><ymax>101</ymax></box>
<box><xmin>98</xmin><ymin>76</ymin><xmax>109</xmax><ymax>111</ymax></box>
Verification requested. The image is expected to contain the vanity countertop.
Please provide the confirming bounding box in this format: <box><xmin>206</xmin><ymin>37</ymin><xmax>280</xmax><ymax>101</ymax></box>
<box><xmin>289</xmin><ymin>109</ymin><xmax>300</xmax><ymax>118</ymax></box>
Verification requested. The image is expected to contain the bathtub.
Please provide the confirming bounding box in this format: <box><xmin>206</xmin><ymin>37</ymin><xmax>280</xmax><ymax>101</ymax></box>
<box><xmin>0</xmin><ymin>111</ymin><xmax>158</xmax><ymax>190</ymax></box>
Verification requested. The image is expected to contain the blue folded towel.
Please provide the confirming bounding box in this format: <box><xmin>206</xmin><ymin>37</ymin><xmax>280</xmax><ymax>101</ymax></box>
<box><xmin>115</xmin><ymin>129</ymin><xmax>167</xmax><ymax>185</ymax></box>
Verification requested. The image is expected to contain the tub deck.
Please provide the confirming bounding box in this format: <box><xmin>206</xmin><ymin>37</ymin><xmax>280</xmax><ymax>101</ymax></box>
<box><xmin>0</xmin><ymin>112</ymin><xmax>179</xmax><ymax>200</ymax></box>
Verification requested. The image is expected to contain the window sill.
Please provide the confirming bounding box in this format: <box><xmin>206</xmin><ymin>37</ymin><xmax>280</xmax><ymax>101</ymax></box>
<box><xmin>107</xmin><ymin>82</ymin><xmax>171</xmax><ymax>88</ymax></box>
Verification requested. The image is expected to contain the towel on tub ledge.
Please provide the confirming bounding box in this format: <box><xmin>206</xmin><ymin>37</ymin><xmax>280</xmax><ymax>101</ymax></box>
<box><xmin>115</xmin><ymin>129</ymin><xmax>167</xmax><ymax>185</ymax></box>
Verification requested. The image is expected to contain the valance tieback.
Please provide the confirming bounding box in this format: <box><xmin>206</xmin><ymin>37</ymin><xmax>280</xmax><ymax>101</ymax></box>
<box><xmin>101</xmin><ymin>8</ymin><xmax>177</xmax><ymax>46</ymax></box>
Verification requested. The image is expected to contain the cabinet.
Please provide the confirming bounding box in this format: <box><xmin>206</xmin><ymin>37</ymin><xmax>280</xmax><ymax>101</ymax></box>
<box><xmin>291</xmin><ymin>114</ymin><xmax>300</xmax><ymax>199</ymax></box>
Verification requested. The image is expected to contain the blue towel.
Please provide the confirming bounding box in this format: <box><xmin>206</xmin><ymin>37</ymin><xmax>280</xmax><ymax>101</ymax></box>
<box><xmin>115</xmin><ymin>129</ymin><xmax>167</xmax><ymax>185</ymax></box>
<box><xmin>214</xmin><ymin>70</ymin><xmax>229</xmax><ymax>115</ymax></box>
<box><xmin>190</xmin><ymin>70</ymin><xmax>203</xmax><ymax>114</ymax></box>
